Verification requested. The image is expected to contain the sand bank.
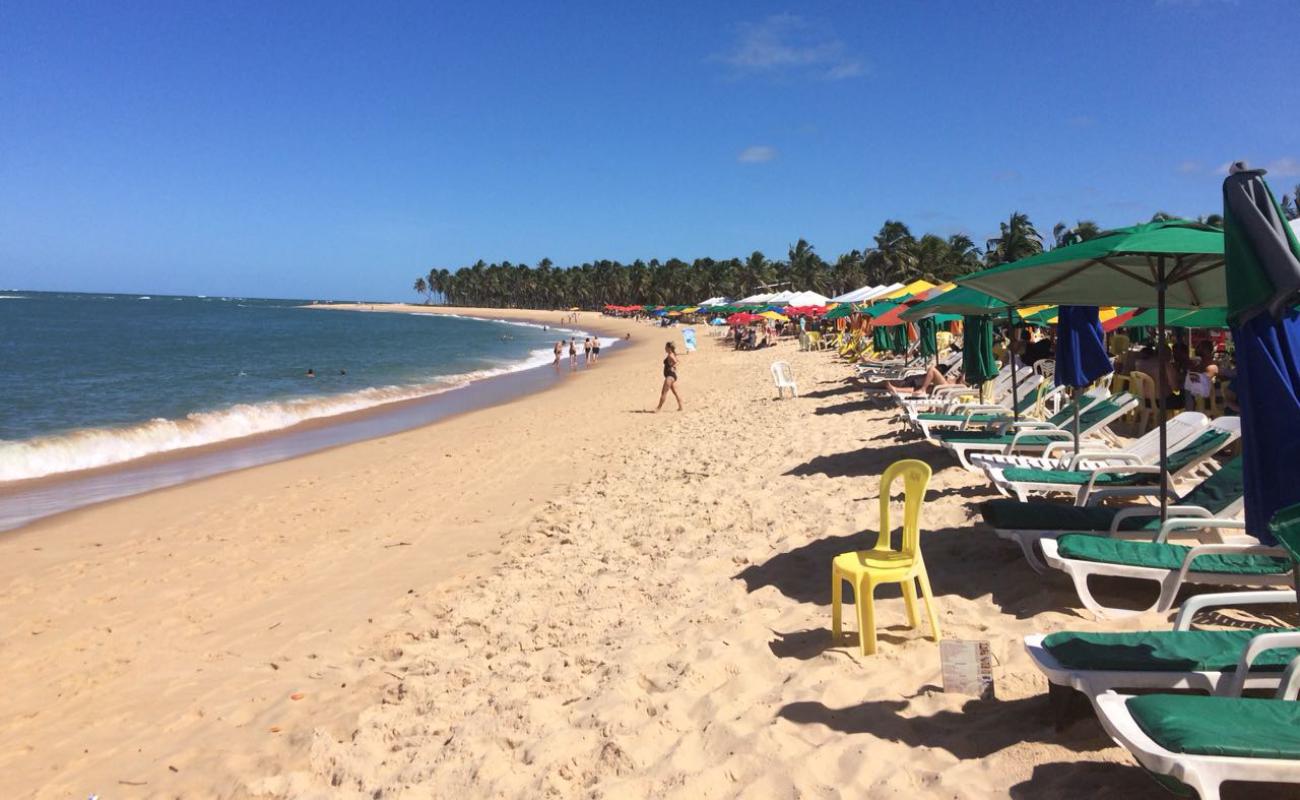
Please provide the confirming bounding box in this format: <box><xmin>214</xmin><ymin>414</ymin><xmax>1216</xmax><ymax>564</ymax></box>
<box><xmin>2</xmin><ymin>308</ymin><xmax>1189</xmax><ymax>797</ymax></box>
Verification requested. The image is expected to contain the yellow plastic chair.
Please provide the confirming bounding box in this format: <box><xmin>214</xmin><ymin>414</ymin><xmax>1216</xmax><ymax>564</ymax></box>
<box><xmin>831</xmin><ymin>459</ymin><xmax>940</xmax><ymax>656</ymax></box>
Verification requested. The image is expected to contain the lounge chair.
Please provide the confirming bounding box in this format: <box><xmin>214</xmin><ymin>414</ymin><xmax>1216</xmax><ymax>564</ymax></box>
<box><xmin>887</xmin><ymin>364</ymin><xmax>1034</xmax><ymax>413</ymax></box>
<box><xmin>1026</xmin><ymin>589</ymin><xmax>1300</xmax><ymax>698</ymax></box>
<box><xmin>1090</xmin><ymin>503</ymin><xmax>1300</xmax><ymax>800</ymax></box>
<box><xmin>936</xmin><ymin>391</ymin><xmax>1134</xmax><ymax>470</ymax></box>
<box><xmin>906</xmin><ymin>376</ymin><xmax>1054</xmax><ymax>439</ymax></box>
<box><xmin>1040</xmin><ymin>522</ymin><xmax>1291</xmax><ymax>619</ymax></box>
<box><xmin>980</xmin><ymin>454</ymin><xmax>1247</xmax><ymax>573</ymax></box>
<box><xmin>976</xmin><ymin>416</ymin><xmax>1240</xmax><ymax>504</ymax></box>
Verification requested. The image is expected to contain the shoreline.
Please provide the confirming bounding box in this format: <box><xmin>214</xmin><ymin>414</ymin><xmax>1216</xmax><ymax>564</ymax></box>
<box><xmin>0</xmin><ymin>306</ymin><xmax>630</xmax><ymax>532</ymax></box>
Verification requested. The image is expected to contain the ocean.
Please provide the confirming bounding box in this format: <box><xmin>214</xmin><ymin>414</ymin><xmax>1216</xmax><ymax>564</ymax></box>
<box><xmin>1</xmin><ymin>291</ymin><xmax>604</xmax><ymax>486</ymax></box>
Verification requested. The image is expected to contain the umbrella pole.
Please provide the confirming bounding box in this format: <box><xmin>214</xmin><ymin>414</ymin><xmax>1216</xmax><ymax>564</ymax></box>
<box><xmin>1157</xmin><ymin>257</ymin><xmax>1169</xmax><ymax>522</ymax></box>
<box><xmin>1007</xmin><ymin>305</ymin><xmax>1020</xmax><ymax>421</ymax></box>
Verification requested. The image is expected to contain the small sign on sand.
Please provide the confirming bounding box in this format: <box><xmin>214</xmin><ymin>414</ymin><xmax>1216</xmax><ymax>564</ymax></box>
<box><xmin>940</xmin><ymin>639</ymin><xmax>994</xmax><ymax>699</ymax></box>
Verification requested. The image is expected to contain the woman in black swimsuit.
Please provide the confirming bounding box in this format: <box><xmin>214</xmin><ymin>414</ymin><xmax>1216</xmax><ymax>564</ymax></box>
<box><xmin>656</xmin><ymin>341</ymin><xmax>683</xmax><ymax>412</ymax></box>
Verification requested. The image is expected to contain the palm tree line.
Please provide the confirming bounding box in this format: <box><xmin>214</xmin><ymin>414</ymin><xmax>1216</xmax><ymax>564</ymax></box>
<box><xmin>411</xmin><ymin>207</ymin><xmax>1255</xmax><ymax>309</ymax></box>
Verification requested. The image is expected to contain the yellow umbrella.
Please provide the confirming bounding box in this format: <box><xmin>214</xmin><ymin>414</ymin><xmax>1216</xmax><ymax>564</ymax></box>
<box><xmin>759</xmin><ymin>310</ymin><xmax>789</xmax><ymax>321</ymax></box>
<box><xmin>681</xmin><ymin>306</ymin><xmax>700</xmax><ymax>314</ymax></box>
<box><xmin>881</xmin><ymin>279</ymin><xmax>935</xmax><ymax>300</ymax></box>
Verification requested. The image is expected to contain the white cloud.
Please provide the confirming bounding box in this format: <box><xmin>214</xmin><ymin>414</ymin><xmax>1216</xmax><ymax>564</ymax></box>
<box><xmin>1267</xmin><ymin>157</ymin><xmax>1300</xmax><ymax>177</ymax></box>
<box><xmin>738</xmin><ymin>145</ymin><xmax>778</xmax><ymax>164</ymax></box>
<box><xmin>825</xmin><ymin>60</ymin><xmax>867</xmax><ymax>80</ymax></box>
<box><xmin>714</xmin><ymin>14</ymin><xmax>865</xmax><ymax>81</ymax></box>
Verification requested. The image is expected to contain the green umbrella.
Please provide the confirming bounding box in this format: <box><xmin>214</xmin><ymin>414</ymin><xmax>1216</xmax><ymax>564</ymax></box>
<box><xmin>958</xmin><ymin>218</ymin><xmax>1226</xmax><ymax>520</ymax></box>
<box><xmin>902</xmin><ymin>285</ymin><xmax>1035</xmax><ymax>322</ymax></box>
<box><xmin>1125</xmin><ymin>306</ymin><xmax>1229</xmax><ymax>329</ymax></box>
<box><xmin>861</xmin><ymin>301</ymin><xmax>901</xmax><ymax>318</ymax></box>
<box><xmin>872</xmin><ymin>325</ymin><xmax>890</xmax><ymax>352</ymax></box>
<box><xmin>888</xmin><ymin>324</ymin><xmax>909</xmax><ymax>355</ymax></box>
<box><xmin>825</xmin><ymin>304</ymin><xmax>854</xmax><ymax>320</ymax></box>
<box><xmin>918</xmin><ymin>317</ymin><xmax>938</xmax><ymax>358</ymax></box>
<box><xmin>962</xmin><ymin>315</ymin><xmax>998</xmax><ymax>386</ymax></box>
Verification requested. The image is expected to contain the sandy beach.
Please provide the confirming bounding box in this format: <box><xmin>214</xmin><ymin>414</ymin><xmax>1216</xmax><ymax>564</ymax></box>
<box><xmin>0</xmin><ymin>305</ymin><xmax>1214</xmax><ymax>798</ymax></box>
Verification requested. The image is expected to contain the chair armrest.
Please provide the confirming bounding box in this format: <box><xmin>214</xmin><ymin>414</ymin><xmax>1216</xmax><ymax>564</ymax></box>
<box><xmin>1109</xmin><ymin>505</ymin><xmax>1216</xmax><ymax>535</ymax></box>
<box><xmin>1174</xmin><ymin>590</ymin><xmax>1297</xmax><ymax>630</ymax></box>
<box><xmin>1006</xmin><ymin>429</ymin><xmax>1071</xmax><ymax>452</ymax></box>
<box><xmin>1175</xmin><ymin>542</ymin><xmax>1290</xmax><ymax>586</ymax></box>
<box><xmin>1065</xmin><ymin>451</ymin><xmax>1142</xmax><ymax>470</ymax></box>
<box><xmin>1158</xmin><ymin>517</ymin><xmax>1246</xmax><ymax>543</ymax></box>
<box><xmin>1224</xmin><ymin>631</ymin><xmax>1300</xmax><ymax>698</ymax></box>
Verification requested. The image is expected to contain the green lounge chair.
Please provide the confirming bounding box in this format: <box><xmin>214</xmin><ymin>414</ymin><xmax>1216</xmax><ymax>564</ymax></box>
<box><xmin>1092</xmin><ymin>503</ymin><xmax>1300</xmax><ymax>800</ymax></box>
<box><xmin>937</xmin><ymin>391</ymin><xmax>1136</xmax><ymax>470</ymax></box>
<box><xmin>979</xmin><ymin>454</ymin><xmax>1246</xmax><ymax>573</ymax></box>
<box><xmin>980</xmin><ymin>416</ymin><xmax>1238</xmax><ymax>505</ymax></box>
<box><xmin>1041</xmin><ymin>525</ymin><xmax>1291</xmax><ymax>619</ymax></box>
<box><xmin>1026</xmin><ymin>589</ymin><xmax>1300</xmax><ymax>698</ymax></box>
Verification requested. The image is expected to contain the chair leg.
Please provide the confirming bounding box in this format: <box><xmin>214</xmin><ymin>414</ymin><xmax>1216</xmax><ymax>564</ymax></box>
<box><xmin>916</xmin><ymin>570</ymin><xmax>941</xmax><ymax>642</ymax></box>
<box><xmin>857</xmin><ymin>577</ymin><xmax>877</xmax><ymax>656</ymax></box>
<box><xmin>901</xmin><ymin>579</ymin><xmax>920</xmax><ymax>629</ymax></box>
<box><xmin>831</xmin><ymin>568</ymin><xmax>843</xmax><ymax>642</ymax></box>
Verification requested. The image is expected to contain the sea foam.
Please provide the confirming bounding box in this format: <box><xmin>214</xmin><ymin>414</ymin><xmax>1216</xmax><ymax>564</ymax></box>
<box><xmin>0</xmin><ymin>345</ymin><xmax>567</xmax><ymax>482</ymax></box>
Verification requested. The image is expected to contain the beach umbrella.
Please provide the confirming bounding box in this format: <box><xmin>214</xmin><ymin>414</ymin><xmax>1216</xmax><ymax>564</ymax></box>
<box><xmin>1054</xmin><ymin>306</ymin><xmax>1115</xmax><ymax>453</ymax></box>
<box><xmin>861</xmin><ymin>301</ymin><xmax>901</xmax><ymax>319</ymax></box>
<box><xmin>759</xmin><ymin>310</ymin><xmax>789</xmax><ymax>322</ymax></box>
<box><xmin>888</xmin><ymin>324</ymin><xmax>909</xmax><ymax>355</ymax></box>
<box><xmin>1126</xmin><ymin>307</ymin><xmax>1230</xmax><ymax>329</ymax></box>
<box><xmin>961</xmin><ymin>315</ymin><xmax>998</xmax><ymax>390</ymax></box>
<box><xmin>918</xmin><ymin>317</ymin><xmax>938</xmax><ymax>360</ymax></box>
<box><xmin>825</xmin><ymin>304</ymin><xmax>855</xmax><ymax>320</ymax></box>
<box><xmin>958</xmin><ymin>219</ymin><xmax>1225</xmax><ymax>519</ymax></box>
<box><xmin>872</xmin><ymin>325</ymin><xmax>890</xmax><ymax>353</ymax></box>
<box><xmin>1223</xmin><ymin>163</ymin><xmax>1300</xmax><ymax>542</ymax></box>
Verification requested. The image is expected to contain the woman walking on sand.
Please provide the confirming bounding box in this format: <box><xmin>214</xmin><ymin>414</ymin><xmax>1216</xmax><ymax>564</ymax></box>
<box><xmin>655</xmin><ymin>342</ymin><xmax>683</xmax><ymax>412</ymax></box>
<box><xmin>569</xmin><ymin>339</ymin><xmax>578</xmax><ymax>369</ymax></box>
<box><xmin>553</xmin><ymin>340</ymin><xmax>563</xmax><ymax>365</ymax></box>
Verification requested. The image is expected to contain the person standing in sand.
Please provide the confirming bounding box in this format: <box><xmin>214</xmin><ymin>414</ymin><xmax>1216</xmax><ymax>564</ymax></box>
<box><xmin>591</xmin><ymin>337</ymin><xmax>601</xmax><ymax>362</ymax></box>
<box><xmin>583</xmin><ymin>337</ymin><xmax>592</xmax><ymax>364</ymax></box>
<box><xmin>553</xmin><ymin>340</ymin><xmax>563</xmax><ymax>365</ymax></box>
<box><xmin>568</xmin><ymin>339</ymin><xmax>578</xmax><ymax>369</ymax></box>
<box><xmin>655</xmin><ymin>342</ymin><xmax>683</xmax><ymax>412</ymax></box>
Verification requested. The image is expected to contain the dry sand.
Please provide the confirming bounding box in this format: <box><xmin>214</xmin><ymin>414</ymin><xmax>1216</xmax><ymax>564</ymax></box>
<box><xmin>0</xmin><ymin>305</ymin><xmax>1252</xmax><ymax>798</ymax></box>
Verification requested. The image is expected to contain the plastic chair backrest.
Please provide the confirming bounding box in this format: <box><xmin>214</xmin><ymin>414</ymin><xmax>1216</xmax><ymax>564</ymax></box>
<box><xmin>1131</xmin><ymin>411</ymin><xmax>1208</xmax><ymax>460</ymax></box>
<box><xmin>1128</xmin><ymin>371</ymin><xmax>1157</xmax><ymax>404</ymax></box>
<box><xmin>874</xmin><ymin>459</ymin><xmax>933</xmax><ymax>558</ymax></box>
<box><xmin>771</xmin><ymin>361</ymin><xmax>794</xmax><ymax>387</ymax></box>
<box><xmin>1108</xmin><ymin>333</ymin><xmax>1131</xmax><ymax>357</ymax></box>
<box><xmin>1034</xmin><ymin>359</ymin><xmax>1056</xmax><ymax>383</ymax></box>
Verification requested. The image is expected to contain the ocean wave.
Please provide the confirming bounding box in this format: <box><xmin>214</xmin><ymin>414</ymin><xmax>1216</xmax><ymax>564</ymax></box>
<box><xmin>0</xmin><ymin>294</ymin><xmax>27</xmax><ymax>299</ymax></box>
<box><xmin>0</xmin><ymin>347</ymin><xmax>562</xmax><ymax>482</ymax></box>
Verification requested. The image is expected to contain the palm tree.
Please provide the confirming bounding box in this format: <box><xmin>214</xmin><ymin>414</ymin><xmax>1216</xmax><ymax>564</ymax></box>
<box><xmin>864</xmin><ymin>220</ymin><xmax>917</xmax><ymax>285</ymax></box>
<box><xmin>412</xmin><ymin>276</ymin><xmax>428</xmax><ymax>303</ymax></box>
<box><xmin>1052</xmin><ymin>219</ymin><xmax>1102</xmax><ymax>248</ymax></box>
<box><xmin>985</xmin><ymin>212</ymin><xmax>1043</xmax><ymax>267</ymax></box>
<box><xmin>736</xmin><ymin>251</ymin><xmax>772</xmax><ymax>297</ymax></box>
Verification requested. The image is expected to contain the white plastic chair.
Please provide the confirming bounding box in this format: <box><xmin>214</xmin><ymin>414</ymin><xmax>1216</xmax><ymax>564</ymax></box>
<box><xmin>771</xmin><ymin>361</ymin><xmax>798</xmax><ymax>399</ymax></box>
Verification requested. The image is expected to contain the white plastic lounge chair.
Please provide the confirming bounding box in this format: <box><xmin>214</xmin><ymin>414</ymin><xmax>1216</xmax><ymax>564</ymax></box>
<box><xmin>771</xmin><ymin>361</ymin><xmax>798</xmax><ymax>398</ymax></box>
<box><xmin>938</xmin><ymin>390</ymin><xmax>1134</xmax><ymax>470</ymax></box>
<box><xmin>1040</xmin><ymin>521</ymin><xmax>1292</xmax><ymax>619</ymax></box>
<box><xmin>906</xmin><ymin>376</ymin><xmax>1053</xmax><ymax>439</ymax></box>
<box><xmin>975</xmin><ymin>415</ymin><xmax>1240</xmax><ymax>504</ymax></box>
<box><xmin>980</xmin><ymin>454</ymin><xmax>1247</xmax><ymax>574</ymax></box>
<box><xmin>1026</xmin><ymin>589</ymin><xmax>1300</xmax><ymax>699</ymax></box>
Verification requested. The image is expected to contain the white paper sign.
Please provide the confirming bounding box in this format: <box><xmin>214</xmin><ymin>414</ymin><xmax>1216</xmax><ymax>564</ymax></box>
<box><xmin>940</xmin><ymin>639</ymin><xmax>994</xmax><ymax>699</ymax></box>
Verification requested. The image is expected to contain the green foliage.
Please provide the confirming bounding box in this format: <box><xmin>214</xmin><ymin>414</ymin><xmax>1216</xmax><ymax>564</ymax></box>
<box><xmin>413</xmin><ymin>214</ymin><xmax>1066</xmax><ymax>307</ymax></box>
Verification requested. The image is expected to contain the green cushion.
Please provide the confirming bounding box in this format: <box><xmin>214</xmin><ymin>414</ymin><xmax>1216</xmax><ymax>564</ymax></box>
<box><xmin>1128</xmin><ymin>695</ymin><xmax>1300</xmax><ymax>759</ymax></box>
<box><xmin>1000</xmin><ymin>466</ymin><xmax>1137</xmax><ymax>486</ymax></box>
<box><xmin>1056</xmin><ymin>534</ymin><xmax>1292</xmax><ymax>575</ymax></box>
<box><xmin>1043</xmin><ymin>629</ymin><xmax>1296</xmax><ymax>672</ymax></box>
<box><xmin>1270</xmin><ymin>502</ymin><xmax>1300</xmax><ymax>563</ymax></box>
<box><xmin>980</xmin><ymin>500</ymin><xmax>1145</xmax><ymax>532</ymax></box>
<box><xmin>915</xmin><ymin>412</ymin><xmax>1008</xmax><ymax>423</ymax></box>
<box><xmin>1178</xmin><ymin>455</ymin><xmax>1245</xmax><ymax>514</ymax></box>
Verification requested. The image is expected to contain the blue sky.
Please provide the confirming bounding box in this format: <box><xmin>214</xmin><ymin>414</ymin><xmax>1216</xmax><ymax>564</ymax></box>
<box><xmin>2</xmin><ymin>1</ymin><xmax>1297</xmax><ymax>300</ymax></box>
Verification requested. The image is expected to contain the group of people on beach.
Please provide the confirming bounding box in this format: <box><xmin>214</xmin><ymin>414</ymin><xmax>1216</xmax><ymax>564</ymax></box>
<box><xmin>553</xmin><ymin>336</ymin><xmax>602</xmax><ymax>369</ymax></box>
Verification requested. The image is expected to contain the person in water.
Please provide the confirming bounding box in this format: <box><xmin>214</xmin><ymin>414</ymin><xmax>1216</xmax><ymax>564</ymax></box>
<box><xmin>306</xmin><ymin>368</ymin><xmax>315</xmax><ymax>378</ymax></box>
<box><xmin>568</xmin><ymin>339</ymin><xmax>578</xmax><ymax>369</ymax></box>
<box><xmin>591</xmin><ymin>337</ymin><xmax>601</xmax><ymax>362</ymax></box>
<box><xmin>655</xmin><ymin>341</ymin><xmax>683</xmax><ymax>412</ymax></box>
<box><xmin>553</xmin><ymin>340</ymin><xmax>563</xmax><ymax>365</ymax></box>
<box><xmin>583</xmin><ymin>337</ymin><xmax>592</xmax><ymax>364</ymax></box>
